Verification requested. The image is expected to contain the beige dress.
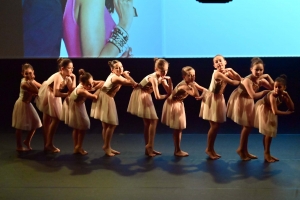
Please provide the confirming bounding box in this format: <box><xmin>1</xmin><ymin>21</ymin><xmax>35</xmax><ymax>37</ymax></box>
<box><xmin>254</xmin><ymin>92</ymin><xmax>281</xmax><ymax>137</ymax></box>
<box><xmin>127</xmin><ymin>72</ymin><xmax>162</xmax><ymax>119</ymax></box>
<box><xmin>200</xmin><ymin>70</ymin><xmax>227</xmax><ymax>123</ymax></box>
<box><xmin>161</xmin><ymin>80</ymin><xmax>189</xmax><ymax>130</ymax></box>
<box><xmin>35</xmin><ymin>72</ymin><xmax>69</xmax><ymax>120</ymax></box>
<box><xmin>227</xmin><ymin>75</ymin><xmax>261</xmax><ymax>127</ymax></box>
<box><xmin>12</xmin><ymin>78</ymin><xmax>42</xmax><ymax>130</ymax></box>
<box><xmin>63</xmin><ymin>84</ymin><xmax>90</xmax><ymax>130</ymax></box>
<box><xmin>90</xmin><ymin>73</ymin><xmax>124</xmax><ymax>125</ymax></box>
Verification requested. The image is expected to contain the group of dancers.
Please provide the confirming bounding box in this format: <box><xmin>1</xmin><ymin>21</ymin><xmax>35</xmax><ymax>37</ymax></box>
<box><xmin>12</xmin><ymin>56</ymin><xmax>294</xmax><ymax>163</ymax></box>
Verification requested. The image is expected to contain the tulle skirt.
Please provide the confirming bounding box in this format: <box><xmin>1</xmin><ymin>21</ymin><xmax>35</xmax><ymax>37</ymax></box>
<box><xmin>161</xmin><ymin>98</ymin><xmax>186</xmax><ymax>130</ymax></box>
<box><xmin>254</xmin><ymin>99</ymin><xmax>277</xmax><ymax>137</ymax></box>
<box><xmin>227</xmin><ymin>88</ymin><xmax>254</xmax><ymax>127</ymax></box>
<box><xmin>12</xmin><ymin>99</ymin><xmax>42</xmax><ymax>130</ymax></box>
<box><xmin>64</xmin><ymin>98</ymin><xmax>90</xmax><ymax>130</ymax></box>
<box><xmin>35</xmin><ymin>82</ymin><xmax>62</xmax><ymax>119</ymax></box>
<box><xmin>91</xmin><ymin>91</ymin><xmax>118</xmax><ymax>125</ymax></box>
<box><xmin>127</xmin><ymin>88</ymin><xmax>158</xmax><ymax>119</ymax></box>
<box><xmin>199</xmin><ymin>90</ymin><xmax>226</xmax><ymax>123</ymax></box>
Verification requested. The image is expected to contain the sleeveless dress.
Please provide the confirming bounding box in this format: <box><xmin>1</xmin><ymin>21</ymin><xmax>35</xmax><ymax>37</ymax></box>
<box><xmin>254</xmin><ymin>92</ymin><xmax>281</xmax><ymax>137</ymax></box>
<box><xmin>12</xmin><ymin>78</ymin><xmax>42</xmax><ymax>130</ymax></box>
<box><xmin>90</xmin><ymin>73</ymin><xmax>123</xmax><ymax>125</ymax></box>
<box><xmin>35</xmin><ymin>72</ymin><xmax>68</xmax><ymax>120</ymax></box>
<box><xmin>127</xmin><ymin>73</ymin><xmax>161</xmax><ymax>119</ymax></box>
<box><xmin>63</xmin><ymin>84</ymin><xmax>90</xmax><ymax>130</ymax></box>
<box><xmin>227</xmin><ymin>75</ymin><xmax>261</xmax><ymax>127</ymax></box>
<box><xmin>200</xmin><ymin>70</ymin><xmax>227</xmax><ymax>123</ymax></box>
<box><xmin>63</xmin><ymin>0</ymin><xmax>116</xmax><ymax>57</ymax></box>
<box><xmin>161</xmin><ymin>80</ymin><xmax>189</xmax><ymax>130</ymax></box>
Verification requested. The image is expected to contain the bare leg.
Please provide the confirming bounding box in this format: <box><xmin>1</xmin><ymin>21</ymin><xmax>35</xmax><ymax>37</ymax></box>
<box><xmin>243</xmin><ymin>126</ymin><xmax>257</xmax><ymax>159</ymax></box>
<box><xmin>44</xmin><ymin>117</ymin><xmax>60</xmax><ymax>153</ymax></box>
<box><xmin>102</xmin><ymin>122</ymin><xmax>117</xmax><ymax>156</ymax></box>
<box><xmin>42</xmin><ymin>113</ymin><xmax>51</xmax><ymax>147</ymax></box>
<box><xmin>75</xmin><ymin>130</ymin><xmax>88</xmax><ymax>155</ymax></box>
<box><xmin>205</xmin><ymin>121</ymin><xmax>220</xmax><ymax>160</ymax></box>
<box><xmin>23</xmin><ymin>129</ymin><xmax>35</xmax><ymax>150</ymax></box>
<box><xmin>236</xmin><ymin>126</ymin><xmax>251</xmax><ymax>161</ymax></box>
<box><xmin>72</xmin><ymin>129</ymin><xmax>78</xmax><ymax>149</ymax></box>
<box><xmin>173</xmin><ymin>129</ymin><xmax>188</xmax><ymax>157</ymax></box>
<box><xmin>16</xmin><ymin>129</ymin><xmax>29</xmax><ymax>151</ymax></box>
<box><xmin>144</xmin><ymin>119</ymin><xmax>160</xmax><ymax>157</ymax></box>
<box><xmin>264</xmin><ymin>135</ymin><xmax>278</xmax><ymax>162</ymax></box>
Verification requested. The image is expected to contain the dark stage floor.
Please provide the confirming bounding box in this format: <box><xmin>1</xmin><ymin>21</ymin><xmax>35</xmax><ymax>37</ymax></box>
<box><xmin>0</xmin><ymin>131</ymin><xmax>299</xmax><ymax>200</ymax></box>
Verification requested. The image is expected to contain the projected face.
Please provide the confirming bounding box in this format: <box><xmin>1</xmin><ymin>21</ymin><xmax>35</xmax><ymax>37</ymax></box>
<box><xmin>250</xmin><ymin>63</ymin><xmax>264</xmax><ymax>78</ymax></box>
<box><xmin>213</xmin><ymin>56</ymin><xmax>227</xmax><ymax>71</ymax></box>
<box><xmin>183</xmin><ymin>69</ymin><xmax>196</xmax><ymax>83</ymax></box>
<box><xmin>274</xmin><ymin>81</ymin><xmax>286</xmax><ymax>95</ymax></box>
<box><xmin>112</xmin><ymin>62</ymin><xmax>124</xmax><ymax>76</ymax></box>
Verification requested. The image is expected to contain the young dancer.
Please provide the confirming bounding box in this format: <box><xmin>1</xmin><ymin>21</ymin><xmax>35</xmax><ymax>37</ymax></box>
<box><xmin>254</xmin><ymin>74</ymin><xmax>294</xmax><ymax>162</ymax></box>
<box><xmin>64</xmin><ymin>69</ymin><xmax>103</xmax><ymax>155</ymax></box>
<box><xmin>12</xmin><ymin>63</ymin><xmax>42</xmax><ymax>151</ymax></box>
<box><xmin>200</xmin><ymin>55</ymin><xmax>241</xmax><ymax>160</ymax></box>
<box><xmin>227</xmin><ymin>57</ymin><xmax>274</xmax><ymax>160</ymax></box>
<box><xmin>36</xmin><ymin>58</ymin><xmax>76</xmax><ymax>153</ymax></box>
<box><xmin>91</xmin><ymin>60</ymin><xmax>137</xmax><ymax>156</ymax></box>
<box><xmin>161</xmin><ymin>66</ymin><xmax>206</xmax><ymax>157</ymax></box>
<box><xmin>127</xmin><ymin>58</ymin><xmax>173</xmax><ymax>157</ymax></box>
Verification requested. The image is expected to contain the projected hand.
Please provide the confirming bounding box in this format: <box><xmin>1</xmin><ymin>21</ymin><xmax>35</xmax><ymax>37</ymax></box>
<box><xmin>114</xmin><ymin>0</ymin><xmax>134</xmax><ymax>31</ymax></box>
<box><xmin>121</xmin><ymin>47</ymin><xmax>133</xmax><ymax>58</ymax></box>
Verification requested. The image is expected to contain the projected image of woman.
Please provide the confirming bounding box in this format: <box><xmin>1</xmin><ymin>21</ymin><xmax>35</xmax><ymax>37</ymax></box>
<box><xmin>63</xmin><ymin>0</ymin><xmax>136</xmax><ymax>57</ymax></box>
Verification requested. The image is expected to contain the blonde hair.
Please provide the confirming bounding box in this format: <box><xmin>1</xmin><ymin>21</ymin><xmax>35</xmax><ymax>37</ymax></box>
<box><xmin>181</xmin><ymin>66</ymin><xmax>194</xmax><ymax>76</ymax></box>
<box><xmin>154</xmin><ymin>58</ymin><xmax>168</xmax><ymax>70</ymax></box>
<box><xmin>108</xmin><ymin>60</ymin><xmax>121</xmax><ymax>70</ymax></box>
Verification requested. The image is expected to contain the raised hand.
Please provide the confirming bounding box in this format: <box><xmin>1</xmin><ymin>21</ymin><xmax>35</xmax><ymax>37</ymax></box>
<box><xmin>114</xmin><ymin>0</ymin><xmax>134</xmax><ymax>31</ymax></box>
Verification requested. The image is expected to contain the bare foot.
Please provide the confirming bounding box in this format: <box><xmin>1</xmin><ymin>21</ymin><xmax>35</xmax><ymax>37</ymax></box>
<box><xmin>236</xmin><ymin>149</ymin><xmax>251</xmax><ymax>161</ymax></box>
<box><xmin>16</xmin><ymin>147</ymin><xmax>30</xmax><ymax>152</ymax></box>
<box><xmin>111</xmin><ymin>149</ymin><xmax>120</xmax><ymax>155</ymax></box>
<box><xmin>271</xmin><ymin>156</ymin><xmax>279</xmax><ymax>161</ymax></box>
<box><xmin>145</xmin><ymin>145</ymin><xmax>156</xmax><ymax>157</ymax></box>
<box><xmin>174</xmin><ymin>150</ymin><xmax>189</xmax><ymax>157</ymax></box>
<box><xmin>103</xmin><ymin>147</ymin><xmax>115</xmax><ymax>157</ymax></box>
<box><xmin>246</xmin><ymin>152</ymin><xmax>258</xmax><ymax>159</ymax></box>
<box><xmin>206</xmin><ymin>149</ymin><xmax>219</xmax><ymax>160</ymax></box>
<box><xmin>213</xmin><ymin>150</ymin><xmax>221</xmax><ymax>158</ymax></box>
<box><xmin>23</xmin><ymin>140</ymin><xmax>32</xmax><ymax>150</ymax></box>
<box><xmin>153</xmin><ymin>150</ymin><xmax>162</xmax><ymax>155</ymax></box>
<box><xmin>264</xmin><ymin>154</ymin><xmax>275</xmax><ymax>163</ymax></box>
<box><xmin>44</xmin><ymin>146</ymin><xmax>60</xmax><ymax>153</ymax></box>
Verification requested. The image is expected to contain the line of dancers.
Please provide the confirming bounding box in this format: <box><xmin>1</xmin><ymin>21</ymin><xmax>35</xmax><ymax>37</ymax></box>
<box><xmin>12</xmin><ymin>56</ymin><xmax>294</xmax><ymax>162</ymax></box>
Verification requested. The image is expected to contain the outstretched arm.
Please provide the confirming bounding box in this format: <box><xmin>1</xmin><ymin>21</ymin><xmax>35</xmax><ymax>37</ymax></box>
<box><xmin>243</xmin><ymin>78</ymin><xmax>269</xmax><ymax>99</ymax></box>
<box><xmin>214</xmin><ymin>71</ymin><xmax>240</xmax><ymax>86</ymax></box>
<box><xmin>270</xmin><ymin>93</ymin><xmax>294</xmax><ymax>115</ymax></box>
<box><xmin>77</xmin><ymin>89</ymin><xmax>98</xmax><ymax>101</ymax></box>
<box><xmin>150</xmin><ymin>77</ymin><xmax>167</xmax><ymax>100</ymax></box>
<box><xmin>224</xmin><ymin>68</ymin><xmax>242</xmax><ymax>81</ymax></box>
<box><xmin>21</xmin><ymin>80</ymin><xmax>39</xmax><ymax>94</ymax></box>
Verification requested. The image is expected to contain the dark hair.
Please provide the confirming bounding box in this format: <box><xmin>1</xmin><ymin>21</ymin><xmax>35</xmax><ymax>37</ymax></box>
<box><xmin>78</xmin><ymin>69</ymin><xmax>92</xmax><ymax>85</ymax></box>
<box><xmin>154</xmin><ymin>58</ymin><xmax>169</xmax><ymax>70</ymax></box>
<box><xmin>57</xmin><ymin>58</ymin><xmax>72</xmax><ymax>71</ymax></box>
<box><xmin>21</xmin><ymin>63</ymin><xmax>33</xmax><ymax>73</ymax></box>
<box><xmin>250</xmin><ymin>57</ymin><xmax>264</xmax><ymax>68</ymax></box>
<box><xmin>108</xmin><ymin>60</ymin><xmax>121</xmax><ymax>70</ymax></box>
<box><xmin>275</xmin><ymin>74</ymin><xmax>287</xmax><ymax>86</ymax></box>
<box><xmin>181</xmin><ymin>66</ymin><xmax>194</xmax><ymax>76</ymax></box>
